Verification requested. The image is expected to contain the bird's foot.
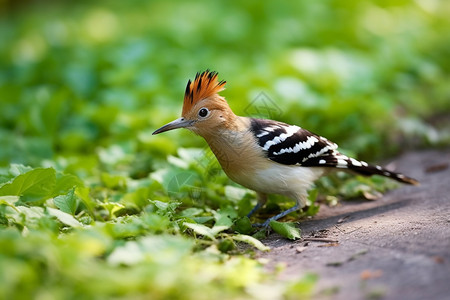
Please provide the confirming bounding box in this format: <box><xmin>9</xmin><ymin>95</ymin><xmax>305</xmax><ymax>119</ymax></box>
<box><xmin>251</xmin><ymin>218</ymin><xmax>274</xmax><ymax>228</ymax></box>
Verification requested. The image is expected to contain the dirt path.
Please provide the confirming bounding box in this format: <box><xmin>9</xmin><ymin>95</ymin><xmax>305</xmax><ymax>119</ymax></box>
<box><xmin>260</xmin><ymin>149</ymin><xmax>450</xmax><ymax>300</ymax></box>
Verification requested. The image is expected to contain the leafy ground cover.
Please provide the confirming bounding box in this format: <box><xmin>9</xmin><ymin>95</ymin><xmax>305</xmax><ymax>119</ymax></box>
<box><xmin>0</xmin><ymin>0</ymin><xmax>449</xmax><ymax>299</ymax></box>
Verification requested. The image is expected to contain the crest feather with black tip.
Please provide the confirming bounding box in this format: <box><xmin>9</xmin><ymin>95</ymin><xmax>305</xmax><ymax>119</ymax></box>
<box><xmin>182</xmin><ymin>70</ymin><xmax>226</xmax><ymax>115</ymax></box>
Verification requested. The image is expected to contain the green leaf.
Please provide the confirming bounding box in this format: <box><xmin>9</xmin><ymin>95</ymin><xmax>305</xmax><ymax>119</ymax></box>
<box><xmin>184</xmin><ymin>222</ymin><xmax>216</xmax><ymax>240</ymax></box>
<box><xmin>0</xmin><ymin>196</ymin><xmax>19</xmax><ymax>211</ymax></box>
<box><xmin>121</xmin><ymin>187</ymin><xmax>151</xmax><ymax>210</ymax></box>
<box><xmin>211</xmin><ymin>225</ymin><xmax>230</xmax><ymax>236</ymax></box>
<box><xmin>52</xmin><ymin>173</ymin><xmax>83</xmax><ymax>197</ymax></box>
<box><xmin>47</xmin><ymin>207</ymin><xmax>83</xmax><ymax>227</ymax></box>
<box><xmin>101</xmin><ymin>172</ymin><xmax>127</xmax><ymax>189</ymax></box>
<box><xmin>13</xmin><ymin>206</ymin><xmax>46</xmax><ymax>228</ymax></box>
<box><xmin>232</xmin><ymin>234</ymin><xmax>270</xmax><ymax>251</ymax></box>
<box><xmin>213</xmin><ymin>207</ymin><xmax>237</xmax><ymax>228</ymax></box>
<box><xmin>233</xmin><ymin>217</ymin><xmax>253</xmax><ymax>234</ymax></box>
<box><xmin>141</xmin><ymin>213</ymin><xmax>171</xmax><ymax>232</ymax></box>
<box><xmin>252</xmin><ymin>229</ymin><xmax>268</xmax><ymax>240</ymax></box>
<box><xmin>307</xmin><ymin>188</ymin><xmax>318</xmax><ymax>205</ymax></box>
<box><xmin>100</xmin><ymin>202</ymin><xmax>125</xmax><ymax>218</ymax></box>
<box><xmin>192</xmin><ymin>216</ymin><xmax>214</xmax><ymax>224</ymax></box>
<box><xmin>269</xmin><ymin>220</ymin><xmax>301</xmax><ymax>240</ymax></box>
<box><xmin>237</xmin><ymin>197</ymin><xmax>254</xmax><ymax>218</ymax></box>
<box><xmin>218</xmin><ymin>239</ymin><xmax>236</xmax><ymax>253</ymax></box>
<box><xmin>180</xmin><ymin>207</ymin><xmax>204</xmax><ymax>217</ymax></box>
<box><xmin>0</xmin><ymin>168</ymin><xmax>56</xmax><ymax>202</ymax></box>
<box><xmin>149</xmin><ymin>199</ymin><xmax>179</xmax><ymax>216</ymax></box>
<box><xmin>75</xmin><ymin>186</ymin><xmax>96</xmax><ymax>217</ymax></box>
<box><xmin>164</xmin><ymin>171</ymin><xmax>200</xmax><ymax>198</ymax></box>
<box><xmin>8</xmin><ymin>164</ymin><xmax>33</xmax><ymax>177</ymax></box>
<box><xmin>151</xmin><ymin>199</ymin><xmax>170</xmax><ymax>211</ymax></box>
<box><xmin>53</xmin><ymin>188</ymin><xmax>77</xmax><ymax>215</ymax></box>
<box><xmin>177</xmin><ymin>148</ymin><xmax>204</xmax><ymax>163</ymax></box>
<box><xmin>108</xmin><ymin>235</ymin><xmax>193</xmax><ymax>266</ymax></box>
<box><xmin>304</xmin><ymin>188</ymin><xmax>320</xmax><ymax>216</ymax></box>
<box><xmin>284</xmin><ymin>274</ymin><xmax>318</xmax><ymax>298</ymax></box>
<box><xmin>224</xmin><ymin>185</ymin><xmax>248</xmax><ymax>202</ymax></box>
<box><xmin>107</xmin><ymin>240</ymin><xmax>144</xmax><ymax>266</ymax></box>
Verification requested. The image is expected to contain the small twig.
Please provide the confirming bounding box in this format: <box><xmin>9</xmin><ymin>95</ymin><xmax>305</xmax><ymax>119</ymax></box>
<box><xmin>334</xmin><ymin>224</ymin><xmax>362</xmax><ymax>234</ymax></box>
<box><xmin>302</xmin><ymin>237</ymin><xmax>339</xmax><ymax>243</ymax></box>
<box><xmin>334</xmin><ymin>224</ymin><xmax>345</xmax><ymax>233</ymax></box>
<box><xmin>346</xmin><ymin>226</ymin><xmax>363</xmax><ymax>234</ymax></box>
<box><xmin>425</xmin><ymin>162</ymin><xmax>448</xmax><ymax>173</ymax></box>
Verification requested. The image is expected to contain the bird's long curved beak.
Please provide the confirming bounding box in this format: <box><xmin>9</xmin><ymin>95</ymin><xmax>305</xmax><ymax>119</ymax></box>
<box><xmin>152</xmin><ymin>118</ymin><xmax>194</xmax><ymax>135</ymax></box>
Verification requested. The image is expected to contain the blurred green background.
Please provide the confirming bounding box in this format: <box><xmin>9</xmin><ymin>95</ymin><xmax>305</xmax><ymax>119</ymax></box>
<box><xmin>0</xmin><ymin>0</ymin><xmax>449</xmax><ymax>299</ymax></box>
<box><xmin>1</xmin><ymin>0</ymin><xmax>449</xmax><ymax>170</ymax></box>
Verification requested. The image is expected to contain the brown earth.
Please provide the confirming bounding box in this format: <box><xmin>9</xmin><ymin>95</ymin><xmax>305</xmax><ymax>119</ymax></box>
<box><xmin>260</xmin><ymin>149</ymin><xmax>450</xmax><ymax>300</ymax></box>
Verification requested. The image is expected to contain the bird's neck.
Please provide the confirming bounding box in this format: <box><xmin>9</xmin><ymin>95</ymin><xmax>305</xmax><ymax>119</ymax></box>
<box><xmin>199</xmin><ymin>116</ymin><xmax>249</xmax><ymax>143</ymax></box>
<box><xmin>200</xmin><ymin>117</ymin><xmax>263</xmax><ymax>174</ymax></box>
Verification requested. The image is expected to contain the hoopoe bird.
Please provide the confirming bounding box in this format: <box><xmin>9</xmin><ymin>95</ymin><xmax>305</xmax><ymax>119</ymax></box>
<box><xmin>153</xmin><ymin>70</ymin><xmax>419</xmax><ymax>227</ymax></box>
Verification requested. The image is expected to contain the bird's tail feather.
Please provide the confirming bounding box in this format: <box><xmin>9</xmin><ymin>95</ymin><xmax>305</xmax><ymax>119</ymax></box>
<box><xmin>302</xmin><ymin>155</ymin><xmax>419</xmax><ymax>185</ymax></box>
<box><xmin>348</xmin><ymin>163</ymin><xmax>419</xmax><ymax>185</ymax></box>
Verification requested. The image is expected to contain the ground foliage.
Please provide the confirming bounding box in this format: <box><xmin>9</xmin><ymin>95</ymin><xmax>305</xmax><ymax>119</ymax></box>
<box><xmin>0</xmin><ymin>0</ymin><xmax>449</xmax><ymax>299</ymax></box>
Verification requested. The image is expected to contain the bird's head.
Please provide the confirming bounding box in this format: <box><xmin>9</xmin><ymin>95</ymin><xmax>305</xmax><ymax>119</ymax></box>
<box><xmin>153</xmin><ymin>70</ymin><xmax>235</xmax><ymax>137</ymax></box>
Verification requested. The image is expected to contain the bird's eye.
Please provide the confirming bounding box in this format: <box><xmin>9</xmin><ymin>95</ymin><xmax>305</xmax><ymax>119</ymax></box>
<box><xmin>198</xmin><ymin>107</ymin><xmax>210</xmax><ymax>118</ymax></box>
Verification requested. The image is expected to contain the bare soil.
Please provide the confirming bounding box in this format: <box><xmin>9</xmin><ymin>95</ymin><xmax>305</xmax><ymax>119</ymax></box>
<box><xmin>260</xmin><ymin>149</ymin><xmax>450</xmax><ymax>300</ymax></box>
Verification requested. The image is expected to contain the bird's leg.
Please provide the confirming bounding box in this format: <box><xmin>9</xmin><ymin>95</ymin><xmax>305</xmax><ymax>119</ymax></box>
<box><xmin>260</xmin><ymin>202</ymin><xmax>300</xmax><ymax>227</ymax></box>
<box><xmin>247</xmin><ymin>192</ymin><xmax>267</xmax><ymax>218</ymax></box>
<box><xmin>256</xmin><ymin>195</ymin><xmax>306</xmax><ymax>228</ymax></box>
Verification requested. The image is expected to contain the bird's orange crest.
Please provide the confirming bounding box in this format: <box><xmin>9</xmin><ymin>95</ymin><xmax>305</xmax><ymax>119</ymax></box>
<box><xmin>182</xmin><ymin>70</ymin><xmax>226</xmax><ymax>115</ymax></box>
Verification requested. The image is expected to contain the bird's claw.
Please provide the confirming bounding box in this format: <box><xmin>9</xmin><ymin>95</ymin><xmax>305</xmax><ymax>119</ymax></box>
<box><xmin>252</xmin><ymin>220</ymin><xmax>272</xmax><ymax>228</ymax></box>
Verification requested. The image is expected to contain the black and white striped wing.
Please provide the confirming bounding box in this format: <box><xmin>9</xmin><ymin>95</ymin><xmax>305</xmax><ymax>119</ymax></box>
<box><xmin>249</xmin><ymin>118</ymin><xmax>419</xmax><ymax>185</ymax></box>
<box><xmin>249</xmin><ymin>118</ymin><xmax>344</xmax><ymax>167</ymax></box>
